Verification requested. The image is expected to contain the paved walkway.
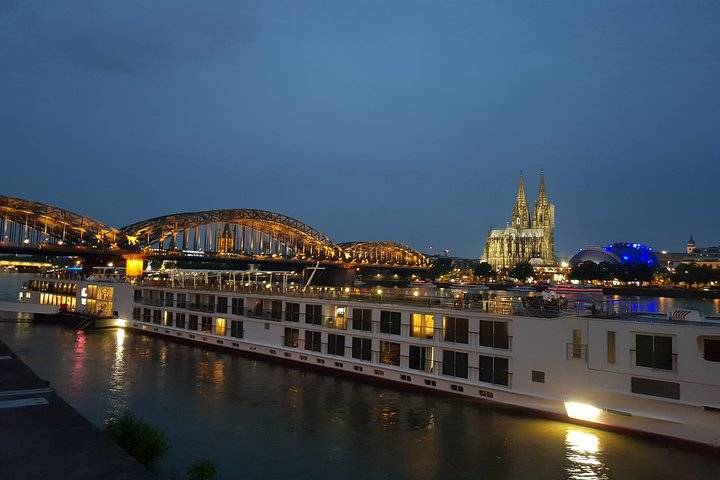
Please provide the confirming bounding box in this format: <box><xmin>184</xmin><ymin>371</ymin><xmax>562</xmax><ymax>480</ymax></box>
<box><xmin>0</xmin><ymin>339</ymin><xmax>153</xmax><ymax>479</ymax></box>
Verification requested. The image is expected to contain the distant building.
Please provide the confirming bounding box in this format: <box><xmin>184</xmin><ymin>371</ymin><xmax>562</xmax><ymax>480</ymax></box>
<box><xmin>656</xmin><ymin>236</ymin><xmax>720</xmax><ymax>270</ymax></box>
<box><xmin>483</xmin><ymin>172</ymin><xmax>555</xmax><ymax>269</ymax></box>
<box><xmin>217</xmin><ymin>224</ymin><xmax>235</xmax><ymax>254</ymax></box>
<box><xmin>570</xmin><ymin>243</ymin><xmax>659</xmax><ymax>268</ymax></box>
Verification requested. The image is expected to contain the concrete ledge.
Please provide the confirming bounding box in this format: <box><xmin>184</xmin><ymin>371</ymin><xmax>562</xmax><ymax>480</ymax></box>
<box><xmin>0</xmin><ymin>340</ymin><xmax>153</xmax><ymax>479</ymax></box>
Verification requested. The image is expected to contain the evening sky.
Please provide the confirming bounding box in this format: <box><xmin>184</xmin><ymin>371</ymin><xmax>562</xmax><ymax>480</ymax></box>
<box><xmin>1</xmin><ymin>1</ymin><xmax>718</xmax><ymax>258</ymax></box>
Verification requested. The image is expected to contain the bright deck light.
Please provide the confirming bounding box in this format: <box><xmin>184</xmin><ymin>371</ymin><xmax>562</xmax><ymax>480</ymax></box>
<box><xmin>564</xmin><ymin>402</ymin><xmax>601</xmax><ymax>422</ymax></box>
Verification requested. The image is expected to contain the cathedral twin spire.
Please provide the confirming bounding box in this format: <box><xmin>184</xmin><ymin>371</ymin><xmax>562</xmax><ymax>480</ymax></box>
<box><xmin>511</xmin><ymin>170</ymin><xmax>552</xmax><ymax>230</ymax></box>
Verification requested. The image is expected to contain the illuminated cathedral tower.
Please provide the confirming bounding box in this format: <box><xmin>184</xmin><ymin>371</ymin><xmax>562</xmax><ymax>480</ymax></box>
<box><xmin>483</xmin><ymin>171</ymin><xmax>556</xmax><ymax>269</ymax></box>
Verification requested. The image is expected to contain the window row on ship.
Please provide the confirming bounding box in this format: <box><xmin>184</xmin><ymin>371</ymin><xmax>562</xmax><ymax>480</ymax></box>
<box><xmin>132</xmin><ymin>289</ymin><xmax>512</xmax><ymax>350</ymax></box>
<box><xmin>131</xmin><ymin>289</ymin><xmax>512</xmax><ymax>387</ymax></box>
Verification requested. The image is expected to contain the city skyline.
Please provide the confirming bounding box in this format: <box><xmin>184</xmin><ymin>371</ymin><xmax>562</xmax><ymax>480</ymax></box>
<box><xmin>1</xmin><ymin>1</ymin><xmax>718</xmax><ymax>258</ymax></box>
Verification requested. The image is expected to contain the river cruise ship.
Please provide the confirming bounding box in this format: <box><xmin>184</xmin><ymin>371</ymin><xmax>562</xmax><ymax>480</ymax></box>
<box><xmin>16</xmin><ymin>270</ymin><xmax>720</xmax><ymax>449</ymax></box>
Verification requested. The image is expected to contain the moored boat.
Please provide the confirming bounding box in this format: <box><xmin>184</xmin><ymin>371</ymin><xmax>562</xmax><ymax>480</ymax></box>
<box><xmin>11</xmin><ymin>270</ymin><xmax>720</xmax><ymax>450</ymax></box>
<box><xmin>548</xmin><ymin>284</ymin><xmax>604</xmax><ymax>294</ymax></box>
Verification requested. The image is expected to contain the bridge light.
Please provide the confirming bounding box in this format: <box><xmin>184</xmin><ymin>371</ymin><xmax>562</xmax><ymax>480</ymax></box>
<box><xmin>23</xmin><ymin>238</ymin><xmax>30</xmax><ymax>244</ymax></box>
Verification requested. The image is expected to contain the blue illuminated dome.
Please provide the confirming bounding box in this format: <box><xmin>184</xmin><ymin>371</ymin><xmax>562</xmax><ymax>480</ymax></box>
<box><xmin>570</xmin><ymin>242</ymin><xmax>658</xmax><ymax>267</ymax></box>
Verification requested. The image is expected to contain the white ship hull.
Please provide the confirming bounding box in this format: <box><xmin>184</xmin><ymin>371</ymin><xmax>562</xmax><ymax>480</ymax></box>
<box><xmin>16</xmin><ymin>275</ymin><xmax>720</xmax><ymax>450</ymax></box>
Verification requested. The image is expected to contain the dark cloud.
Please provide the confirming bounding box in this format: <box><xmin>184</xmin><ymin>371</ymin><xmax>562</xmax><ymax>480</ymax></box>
<box><xmin>1</xmin><ymin>1</ymin><xmax>719</xmax><ymax>257</ymax></box>
<box><xmin>2</xmin><ymin>0</ymin><xmax>258</xmax><ymax>72</ymax></box>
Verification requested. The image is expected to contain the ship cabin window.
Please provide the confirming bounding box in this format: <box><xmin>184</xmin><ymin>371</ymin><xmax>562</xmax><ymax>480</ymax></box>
<box><xmin>635</xmin><ymin>334</ymin><xmax>674</xmax><ymax>370</ymax></box>
<box><xmin>305</xmin><ymin>304</ymin><xmax>322</xmax><ymax>325</ymax></box>
<box><xmin>479</xmin><ymin>355</ymin><xmax>509</xmax><ymax>386</ymax></box>
<box><xmin>215</xmin><ymin>318</ymin><xmax>226</xmax><ymax>336</ymax></box>
<box><xmin>327</xmin><ymin>334</ymin><xmax>346</xmax><ymax>356</ymax></box>
<box><xmin>134</xmin><ymin>289</ymin><xmax>142</xmax><ymax>302</ymax></box>
<box><xmin>443</xmin><ymin>317</ymin><xmax>468</xmax><ymax>344</ymax></box>
<box><xmin>410</xmin><ymin>314</ymin><xmax>434</xmax><ymax>340</ymax></box>
<box><xmin>572</xmin><ymin>329</ymin><xmax>583</xmax><ymax>359</ymax></box>
<box><xmin>305</xmin><ymin>331</ymin><xmax>322</xmax><ymax>352</ymax></box>
<box><xmin>164</xmin><ymin>311</ymin><xmax>173</xmax><ymax>327</ymax></box>
<box><xmin>271</xmin><ymin>300</ymin><xmax>282</xmax><ymax>320</ymax></box>
<box><xmin>479</xmin><ymin>320</ymin><xmax>509</xmax><ymax>349</ymax></box>
<box><xmin>328</xmin><ymin>306</ymin><xmax>348</xmax><ymax>330</ymax></box>
<box><xmin>380</xmin><ymin>311</ymin><xmax>401</xmax><ymax>335</ymax></box>
<box><xmin>442</xmin><ymin>350</ymin><xmax>468</xmax><ymax>379</ymax></box>
<box><xmin>176</xmin><ymin>294</ymin><xmax>187</xmax><ymax>309</ymax></box>
<box><xmin>352</xmin><ymin>337</ymin><xmax>372</xmax><ymax>361</ymax></box>
<box><xmin>285</xmin><ymin>302</ymin><xmax>300</xmax><ymax>322</ymax></box>
<box><xmin>142</xmin><ymin>308</ymin><xmax>151</xmax><ymax>322</ymax></box>
<box><xmin>132</xmin><ymin>307</ymin><xmax>140</xmax><ymax>320</ymax></box>
<box><xmin>216</xmin><ymin>296</ymin><xmax>228</xmax><ymax>314</ymax></box>
<box><xmin>284</xmin><ymin>328</ymin><xmax>299</xmax><ymax>348</ymax></box>
<box><xmin>409</xmin><ymin>345</ymin><xmax>432</xmax><ymax>372</ymax></box>
<box><xmin>379</xmin><ymin>341</ymin><xmax>401</xmax><ymax>366</ymax></box>
<box><xmin>252</xmin><ymin>299</ymin><xmax>263</xmax><ymax>317</ymax></box>
<box><xmin>607</xmin><ymin>331</ymin><xmax>616</xmax><ymax>364</ymax></box>
<box><xmin>152</xmin><ymin>310</ymin><xmax>162</xmax><ymax>324</ymax></box>
<box><xmin>231</xmin><ymin>298</ymin><xmax>244</xmax><ymax>315</ymax></box>
<box><xmin>201</xmin><ymin>316</ymin><xmax>213</xmax><ymax>333</ymax></box>
<box><xmin>189</xmin><ymin>315</ymin><xmax>199</xmax><ymax>331</ymax></box>
<box><xmin>165</xmin><ymin>293</ymin><xmax>174</xmax><ymax>307</ymax></box>
<box><xmin>176</xmin><ymin>313</ymin><xmax>186</xmax><ymax>329</ymax></box>
<box><xmin>352</xmin><ymin>308</ymin><xmax>372</xmax><ymax>331</ymax></box>
<box><xmin>230</xmin><ymin>320</ymin><xmax>243</xmax><ymax>338</ymax></box>
<box><xmin>702</xmin><ymin>338</ymin><xmax>720</xmax><ymax>362</ymax></box>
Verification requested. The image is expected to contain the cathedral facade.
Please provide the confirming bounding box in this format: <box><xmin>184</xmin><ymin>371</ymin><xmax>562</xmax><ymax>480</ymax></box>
<box><xmin>483</xmin><ymin>172</ymin><xmax>555</xmax><ymax>269</ymax></box>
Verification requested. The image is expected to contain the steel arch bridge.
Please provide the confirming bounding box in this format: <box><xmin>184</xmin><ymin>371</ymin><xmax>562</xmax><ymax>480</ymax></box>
<box><xmin>0</xmin><ymin>195</ymin><xmax>119</xmax><ymax>247</ymax></box>
<box><xmin>118</xmin><ymin>209</ymin><xmax>343</xmax><ymax>260</ymax></box>
<box><xmin>0</xmin><ymin>195</ymin><xmax>429</xmax><ymax>267</ymax></box>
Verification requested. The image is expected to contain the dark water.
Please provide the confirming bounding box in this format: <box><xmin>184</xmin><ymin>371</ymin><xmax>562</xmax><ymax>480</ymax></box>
<box><xmin>1</xmin><ymin>274</ymin><xmax>720</xmax><ymax>479</ymax></box>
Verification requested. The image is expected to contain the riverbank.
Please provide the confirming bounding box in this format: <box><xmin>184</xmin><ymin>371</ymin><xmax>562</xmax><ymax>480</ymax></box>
<box><xmin>0</xmin><ymin>337</ymin><xmax>152</xmax><ymax>479</ymax></box>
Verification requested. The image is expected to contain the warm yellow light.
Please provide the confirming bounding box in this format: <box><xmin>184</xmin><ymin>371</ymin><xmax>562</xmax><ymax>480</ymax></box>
<box><xmin>413</xmin><ymin>291</ymin><xmax>419</xmax><ymax>297</ymax></box>
<box><xmin>565</xmin><ymin>429</ymin><xmax>600</xmax><ymax>454</ymax></box>
<box><xmin>377</xmin><ymin>289</ymin><xmax>383</xmax><ymax>295</ymax></box>
<box><xmin>564</xmin><ymin>402</ymin><xmax>601</xmax><ymax>422</ymax></box>
<box><xmin>126</xmin><ymin>258</ymin><xmax>144</xmax><ymax>277</ymax></box>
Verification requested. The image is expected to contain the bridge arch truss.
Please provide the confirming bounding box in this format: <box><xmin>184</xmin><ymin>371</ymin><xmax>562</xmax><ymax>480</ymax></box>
<box><xmin>340</xmin><ymin>241</ymin><xmax>429</xmax><ymax>266</ymax></box>
<box><xmin>119</xmin><ymin>209</ymin><xmax>342</xmax><ymax>260</ymax></box>
<box><xmin>0</xmin><ymin>195</ymin><xmax>119</xmax><ymax>247</ymax></box>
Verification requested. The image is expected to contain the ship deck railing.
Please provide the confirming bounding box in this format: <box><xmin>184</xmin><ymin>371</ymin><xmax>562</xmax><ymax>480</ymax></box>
<box><xmin>126</xmin><ymin>277</ymin><xmax>643</xmax><ymax>320</ymax></box>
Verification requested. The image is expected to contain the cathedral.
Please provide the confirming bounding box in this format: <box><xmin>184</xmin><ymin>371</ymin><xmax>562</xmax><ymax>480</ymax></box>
<box><xmin>483</xmin><ymin>172</ymin><xmax>555</xmax><ymax>269</ymax></box>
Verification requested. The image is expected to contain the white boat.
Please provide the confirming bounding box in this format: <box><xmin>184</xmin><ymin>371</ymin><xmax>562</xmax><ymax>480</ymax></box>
<box><xmin>450</xmin><ymin>283</ymin><xmax>489</xmax><ymax>292</ymax></box>
<box><xmin>548</xmin><ymin>284</ymin><xmax>604</xmax><ymax>294</ymax></box>
<box><xmin>13</xmin><ymin>271</ymin><xmax>720</xmax><ymax>450</ymax></box>
<box><xmin>509</xmin><ymin>285</ymin><xmax>535</xmax><ymax>292</ymax></box>
<box><xmin>409</xmin><ymin>280</ymin><xmax>436</xmax><ymax>288</ymax></box>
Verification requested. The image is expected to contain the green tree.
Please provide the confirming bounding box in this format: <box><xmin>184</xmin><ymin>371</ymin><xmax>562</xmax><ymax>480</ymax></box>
<box><xmin>104</xmin><ymin>411</ymin><xmax>170</xmax><ymax>469</ymax></box>
<box><xmin>509</xmin><ymin>261</ymin><xmax>534</xmax><ymax>282</ymax></box>
<box><xmin>428</xmin><ymin>257</ymin><xmax>453</xmax><ymax>279</ymax></box>
<box><xmin>473</xmin><ymin>262</ymin><xmax>495</xmax><ymax>281</ymax></box>
<box><xmin>187</xmin><ymin>459</ymin><xmax>217</xmax><ymax>480</ymax></box>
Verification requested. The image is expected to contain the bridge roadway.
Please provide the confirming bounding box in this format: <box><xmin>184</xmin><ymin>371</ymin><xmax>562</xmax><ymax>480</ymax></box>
<box><xmin>0</xmin><ymin>242</ymin><xmax>429</xmax><ymax>275</ymax></box>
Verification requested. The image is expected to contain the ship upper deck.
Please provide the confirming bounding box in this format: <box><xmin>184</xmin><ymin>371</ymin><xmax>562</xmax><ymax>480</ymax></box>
<box><xmin>27</xmin><ymin>271</ymin><xmax>720</xmax><ymax>326</ymax></box>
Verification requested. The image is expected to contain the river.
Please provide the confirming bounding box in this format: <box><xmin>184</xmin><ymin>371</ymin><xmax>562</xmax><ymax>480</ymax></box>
<box><xmin>1</xmin><ymin>273</ymin><xmax>719</xmax><ymax>479</ymax></box>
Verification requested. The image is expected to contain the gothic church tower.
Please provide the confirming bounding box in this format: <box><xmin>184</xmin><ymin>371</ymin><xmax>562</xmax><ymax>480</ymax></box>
<box><xmin>483</xmin><ymin>171</ymin><xmax>556</xmax><ymax>269</ymax></box>
<box><xmin>511</xmin><ymin>174</ymin><xmax>530</xmax><ymax>229</ymax></box>
<box><xmin>531</xmin><ymin>170</ymin><xmax>555</xmax><ymax>263</ymax></box>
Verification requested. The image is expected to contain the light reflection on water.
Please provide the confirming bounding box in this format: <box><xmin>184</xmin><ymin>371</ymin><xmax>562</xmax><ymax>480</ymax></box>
<box><xmin>565</xmin><ymin>429</ymin><xmax>609</xmax><ymax>480</ymax></box>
